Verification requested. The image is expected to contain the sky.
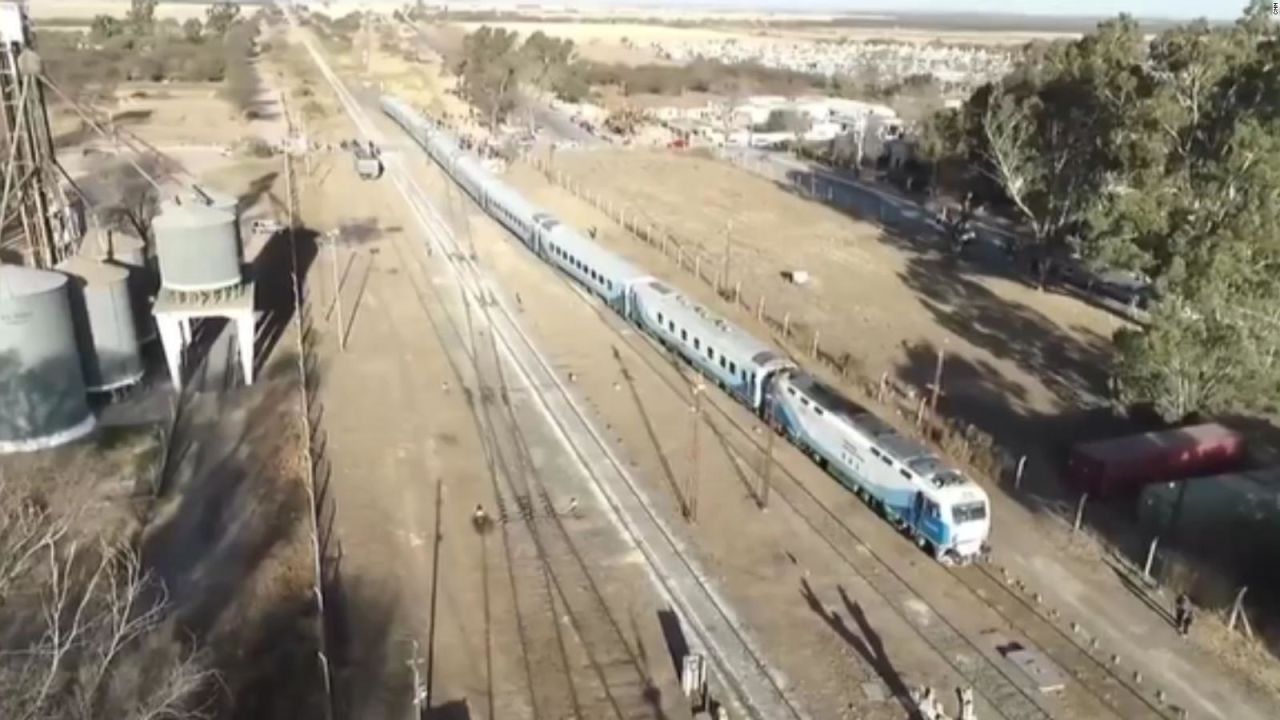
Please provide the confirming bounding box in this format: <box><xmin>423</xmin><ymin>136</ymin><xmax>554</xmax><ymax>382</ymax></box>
<box><xmin>437</xmin><ymin>0</ymin><xmax>1255</xmax><ymax>22</ymax></box>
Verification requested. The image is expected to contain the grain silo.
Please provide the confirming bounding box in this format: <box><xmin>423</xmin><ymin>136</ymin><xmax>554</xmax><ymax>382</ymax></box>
<box><xmin>152</xmin><ymin>200</ymin><xmax>242</xmax><ymax>292</ymax></box>
<box><xmin>57</xmin><ymin>255</ymin><xmax>143</xmax><ymax>393</ymax></box>
<box><xmin>0</xmin><ymin>264</ymin><xmax>95</xmax><ymax>453</ymax></box>
<box><xmin>190</xmin><ymin>186</ymin><xmax>243</xmax><ymax>259</ymax></box>
<box><xmin>101</xmin><ymin>229</ymin><xmax>156</xmax><ymax>343</ymax></box>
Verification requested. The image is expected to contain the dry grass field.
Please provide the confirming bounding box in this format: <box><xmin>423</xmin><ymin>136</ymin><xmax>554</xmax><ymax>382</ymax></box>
<box><xmin>32</xmin><ymin>1</ymin><xmax>212</xmax><ymax>22</ymax></box>
<box><xmin>453</xmin><ymin>17</ymin><xmax>1074</xmax><ymax>65</ymax></box>
<box><xmin>511</xmin><ymin>148</ymin><xmax>1121</xmax><ymax>465</ymax></box>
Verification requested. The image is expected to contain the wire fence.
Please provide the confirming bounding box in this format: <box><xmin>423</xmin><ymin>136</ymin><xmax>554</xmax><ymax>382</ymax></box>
<box><xmin>525</xmin><ymin>151</ymin><xmax>1009</xmax><ymax>481</ymax></box>
<box><xmin>523</xmin><ymin>149</ymin><xmax>1277</xmax><ymax>658</ymax></box>
<box><xmin>284</xmin><ymin>106</ymin><xmax>339</xmax><ymax>720</ymax></box>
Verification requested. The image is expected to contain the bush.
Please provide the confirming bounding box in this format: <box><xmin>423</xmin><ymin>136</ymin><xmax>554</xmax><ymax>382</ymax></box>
<box><xmin>236</xmin><ymin>136</ymin><xmax>275</xmax><ymax>158</ymax></box>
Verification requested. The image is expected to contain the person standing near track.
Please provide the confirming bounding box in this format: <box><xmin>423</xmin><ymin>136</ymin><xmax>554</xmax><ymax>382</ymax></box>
<box><xmin>957</xmin><ymin>685</ymin><xmax>975</xmax><ymax>720</ymax></box>
<box><xmin>1175</xmin><ymin>592</ymin><xmax>1195</xmax><ymax>636</ymax></box>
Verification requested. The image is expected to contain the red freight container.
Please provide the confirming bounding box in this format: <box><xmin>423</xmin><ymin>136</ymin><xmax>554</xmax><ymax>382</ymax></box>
<box><xmin>1065</xmin><ymin>422</ymin><xmax>1245</xmax><ymax>497</ymax></box>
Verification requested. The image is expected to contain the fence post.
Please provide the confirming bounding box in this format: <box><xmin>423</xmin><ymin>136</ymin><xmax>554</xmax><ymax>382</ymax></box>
<box><xmin>1073</xmin><ymin>493</ymin><xmax>1089</xmax><ymax>532</ymax></box>
<box><xmin>695</xmin><ymin>255</ymin><xmax>702</xmax><ymax>281</ymax></box>
<box><xmin>756</xmin><ymin>295</ymin><xmax>765</xmax><ymax>322</ymax></box>
<box><xmin>677</xmin><ymin>245</ymin><xmax>683</xmax><ymax>268</ymax></box>
<box><xmin>783</xmin><ymin>312</ymin><xmax>790</xmax><ymax>337</ymax></box>
<box><xmin>1142</xmin><ymin>537</ymin><xmax>1160</xmax><ymax>583</ymax></box>
<box><xmin>734</xmin><ymin>281</ymin><xmax>741</xmax><ymax>305</ymax></box>
<box><xmin>1228</xmin><ymin>586</ymin><xmax>1250</xmax><ymax>634</ymax></box>
<box><xmin>878</xmin><ymin>371</ymin><xmax>888</xmax><ymax>403</ymax></box>
<box><xmin>1014</xmin><ymin>454</ymin><xmax>1027</xmax><ymax>490</ymax></box>
<box><xmin>811</xmin><ymin>330</ymin><xmax>819</xmax><ymax>359</ymax></box>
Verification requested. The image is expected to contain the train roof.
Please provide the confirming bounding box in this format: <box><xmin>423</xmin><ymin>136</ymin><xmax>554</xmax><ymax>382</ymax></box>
<box><xmin>637</xmin><ymin>279</ymin><xmax>789</xmax><ymax>368</ymax></box>
<box><xmin>786</xmin><ymin>372</ymin><xmax>977</xmax><ymax>495</ymax></box>
<box><xmin>789</xmin><ymin>373</ymin><xmax>868</xmax><ymax>426</ymax></box>
<box><xmin>546</xmin><ymin>224</ymin><xmax>650</xmax><ymax>284</ymax></box>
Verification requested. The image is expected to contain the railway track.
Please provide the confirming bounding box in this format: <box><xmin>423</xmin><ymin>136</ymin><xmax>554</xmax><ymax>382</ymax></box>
<box><xmin>951</xmin><ymin>564</ymin><xmax>1168</xmax><ymax>720</ymax></box>
<box><xmin>304</xmin><ymin>21</ymin><xmax>1162</xmax><ymax>720</ymax></box>
<box><xmin>434</xmin><ymin>183</ymin><xmax>1173</xmax><ymax>720</ymax></box>
<box><xmin>288</xmin><ymin>20</ymin><xmax>810</xmax><ymax>720</ymax></box>
<box><xmin>373</xmin><ymin>192</ymin><xmax>659</xmax><ymax>720</ymax></box>
<box><xmin>557</xmin><ymin>272</ymin><xmax>1172</xmax><ymax>720</ymax></box>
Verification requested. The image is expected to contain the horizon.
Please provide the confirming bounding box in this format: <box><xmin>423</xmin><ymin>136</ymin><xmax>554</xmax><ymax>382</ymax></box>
<box><xmin>331</xmin><ymin>0</ymin><xmax>1254</xmax><ymax>22</ymax></box>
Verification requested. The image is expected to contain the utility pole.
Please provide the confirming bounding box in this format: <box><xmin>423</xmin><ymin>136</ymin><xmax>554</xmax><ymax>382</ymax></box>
<box><xmin>362</xmin><ymin>7</ymin><xmax>372</xmax><ymax>76</ymax></box>
<box><xmin>720</xmin><ymin>219</ymin><xmax>733</xmax><ymax>294</ymax></box>
<box><xmin>686</xmin><ymin>384</ymin><xmax>705</xmax><ymax>522</ymax></box>
<box><xmin>758</xmin><ymin>425</ymin><xmax>775</xmax><ymax>509</ymax></box>
<box><xmin>328</xmin><ymin>230</ymin><xmax>346</xmax><ymax>351</ymax></box>
<box><xmin>928</xmin><ymin>345</ymin><xmax>945</xmax><ymax>418</ymax></box>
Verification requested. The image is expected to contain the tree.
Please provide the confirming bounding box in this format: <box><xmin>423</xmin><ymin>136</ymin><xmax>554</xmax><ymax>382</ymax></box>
<box><xmin>1095</xmin><ymin>5</ymin><xmax>1280</xmax><ymax>419</ymax></box>
<box><xmin>128</xmin><ymin>0</ymin><xmax>157</xmax><ymax>36</ymax></box>
<box><xmin>521</xmin><ymin>31</ymin><xmax>575</xmax><ymax>95</ymax></box>
<box><xmin>963</xmin><ymin>17</ymin><xmax>1147</xmax><ymax>285</ymax></box>
<box><xmin>913</xmin><ymin>107</ymin><xmax>965</xmax><ymax>196</ymax></box>
<box><xmin>455</xmin><ymin>26</ymin><xmax>525</xmax><ymax>130</ymax></box>
<box><xmin>89</xmin><ymin>15</ymin><xmax>126</xmax><ymax>41</ymax></box>
<box><xmin>205</xmin><ymin>1</ymin><xmax>242</xmax><ymax>36</ymax></box>
<box><xmin>182</xmin><ymin>18</ymin><xmax>203</xmax><ymax>43</ymax></box>
<box><xmin>0</xmin><ymin>473</ymin><xmax>215</xmax><ymax>720</ymax></box>
<box><xmin>762</xmin><ymin>108</ymin><xmax>810</xmax><ymax>134</ymax></box>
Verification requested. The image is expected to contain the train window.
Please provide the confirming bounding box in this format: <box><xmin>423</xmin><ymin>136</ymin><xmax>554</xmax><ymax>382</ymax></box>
<box><xmin>787</xmin><ymin>388</ymin><xmax>796</xmax><ymax>397</ymax></box>
<box><xmin>658</xmin><ymin>312</ymin><xmax>664</xmax><ymax>324</ymax></box>
<box><xmin>694</xmin><ymin>338</ymin><xmax>701</xmax><ymax>350</ymax></box>
<box><xmin>668</xmin><ymin>321</ymin><xmax>675</xmax><ymax>332</ymax></box>
<box><xmin>900</xmin><ymin>469</ymin><xmax>912</xmax><ymax>481</ymax></box>
<box><xmin>800</xmin><ymin>397</ymin><xmax>810</xmax><ymax>408</ymax></box>
<box><xmin>680</xmin><ymin>329</ymin><xmax>687</xmax><ymax>342</ymax></box>
<box><xmin>708</xmin><ymin>347</ymin><xmax>715</xmax><ymax>361</ymax></box>
<box><xmin>719</xmin><ymin>356</ymin><xmax>726</xmax><ymax>369</ymax></box>
<box><xmin>814</xmin><ymin>407</ymin><xmax>824</xmax><ymax>417</ymax></box>
<box><xmin>729</xmin><ymin>361</ymin><xmax>736</xmax><ymax>374</ymax></box>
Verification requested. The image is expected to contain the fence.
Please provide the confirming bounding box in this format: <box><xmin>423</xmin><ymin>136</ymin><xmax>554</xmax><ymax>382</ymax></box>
<box><xmin>284</xmin><ymin>112</ymin><xmax>339</xmax><ymax>720</ymax></box>
<box><xmin>521</xmin><ymin>148</ymin><xmax>1280</xmax><ymax>708</ymax></box>
<box><xmin>525</xmin><ymin>151</ymin><xmax>1010</xmax><ymax>483</ymax></box>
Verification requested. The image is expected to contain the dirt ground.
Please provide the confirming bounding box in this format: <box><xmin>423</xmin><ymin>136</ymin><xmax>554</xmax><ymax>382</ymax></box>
<box><xmin>450</xmin><ymin>18</ymin><xmax>1066</xmax><ymax>64</ymax></box>
<box><xmin>267</xmin><ymin>27</ymin><xmax>695</xmax><ymax>719</ymax></box>
<box><xmin>38</xmin><ymin>27</ymin><xmax>326</xmax><ymax>716</ymax></box>
<box><xmin>483</xmin><ymin>147</ymin><xmax>1279</xmax><ymax>718</ymax></box>
<box><xmin>512</xmin><ymin>149</ymin><xmax>1118</xmax><ymax>450</ymax></box>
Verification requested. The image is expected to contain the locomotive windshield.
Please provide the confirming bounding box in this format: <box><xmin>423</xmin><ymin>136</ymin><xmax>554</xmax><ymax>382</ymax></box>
<box><xmin>953</xmin><ymin>501</ymin><xmax>988</xmax><ymax>523</ymax></box>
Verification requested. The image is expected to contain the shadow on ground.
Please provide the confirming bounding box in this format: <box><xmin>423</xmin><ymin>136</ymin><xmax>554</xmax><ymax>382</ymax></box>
<box><xmin>767</xmin><ymin>164</ymin><xmax>1280</xmax><ymax>662</ymax></box>
<box><xmin>253</xmin><ymin>225</ymin><xmax>319</xmax><ymax>374</ymax></box>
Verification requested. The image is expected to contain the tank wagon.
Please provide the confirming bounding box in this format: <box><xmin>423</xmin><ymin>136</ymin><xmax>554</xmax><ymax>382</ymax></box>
<box><xmin>381</xmin><ymin>96</ymin><xmax>992</xmax><ymax>562</ymax></box>
<box><xmin>0</xmin><ymin>265</ymin><xmax>96</xmax><ymax>453</ymax></box>
<box><xmin>1066</xmin><ymin>422</ymin><xmax>1245</xmax><ymax>497</ymax></box>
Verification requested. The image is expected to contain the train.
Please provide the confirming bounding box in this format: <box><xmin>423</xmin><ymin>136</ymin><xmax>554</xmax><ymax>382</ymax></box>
<box><xmin>381</xmin><ymin>95</ymin><xmax>992</xmax><ymax>563</ymax></box>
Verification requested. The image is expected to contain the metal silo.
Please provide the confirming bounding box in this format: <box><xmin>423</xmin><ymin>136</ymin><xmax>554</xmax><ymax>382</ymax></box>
<box><xmin>0</xmin><ymin>265</ymin><xmax>95</xmax><ymax>453</ymax></box>
<box><xmin>57</xmin><ymin>255</ymin><xmax>143</xmax><ymax>393</ymax></box>
<box><xmin>152</xmin><ymin>200</ymin><xmax>242</xmax><ymax>292</ymax></box>
<box><xmin>190</xmin><ymin>186</ymin><xmax>243</xmax><ymax>260</ymax></box>
<box><xmin>100</xmin><ymin>229</ymin><xmax>156</xmax><ymax>343</ymax></box>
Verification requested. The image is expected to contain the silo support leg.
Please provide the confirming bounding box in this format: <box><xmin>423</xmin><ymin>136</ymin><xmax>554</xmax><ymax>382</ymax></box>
<box><xmin>156</xmin><ymin>314</ymin><xmax>187</xmax><ymax>392</ymax></box>
<box><xmin>235</xmin><ymin>311</ymin><xmax>255</xmax><ymax>386</ymax></box>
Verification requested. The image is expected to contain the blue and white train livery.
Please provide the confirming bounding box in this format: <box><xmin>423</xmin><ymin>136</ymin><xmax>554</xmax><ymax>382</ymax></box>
<box><xmin>631</xmin><ymin>279</ymin><xmax>793</xmax><ymax>412</ymax></box>
<box><xmin>769</xmin><ymin>372</ymin><xmax>990</xmax><ymax>562</ymax></box>
<box><xmin>381</xmin><ymin>95</ymin><xmax>991</xmax><ymax>563</ymax></box>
